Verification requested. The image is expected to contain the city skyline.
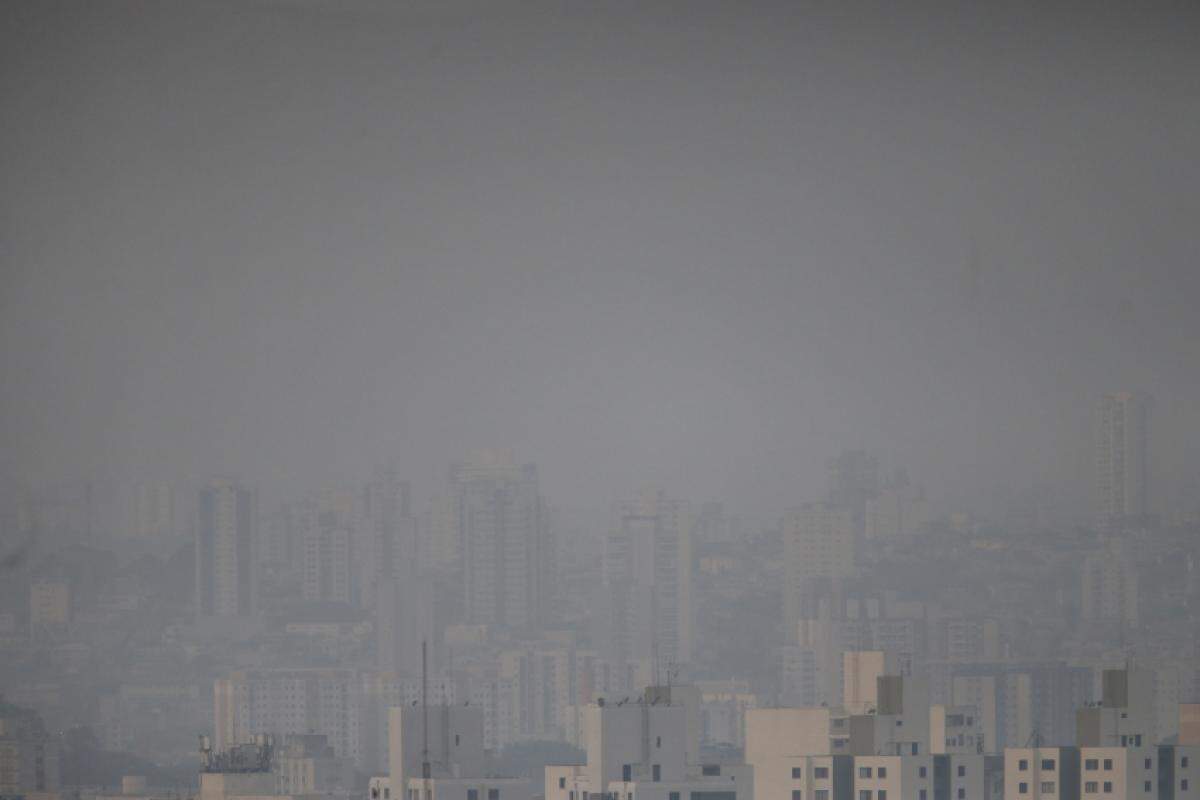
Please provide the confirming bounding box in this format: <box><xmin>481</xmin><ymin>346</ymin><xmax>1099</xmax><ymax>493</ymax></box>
<box><xmin>2</xmin><ymin>2</ymin><xmax>1200</xmax><ymax>800</ymax></box>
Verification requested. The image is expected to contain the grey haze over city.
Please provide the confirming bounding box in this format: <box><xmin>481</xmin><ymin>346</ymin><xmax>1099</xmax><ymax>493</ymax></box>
<box><xmin>2</xmin><ymin>2</ymin><xmax>1200</xmax><ymax>800</ymax></box>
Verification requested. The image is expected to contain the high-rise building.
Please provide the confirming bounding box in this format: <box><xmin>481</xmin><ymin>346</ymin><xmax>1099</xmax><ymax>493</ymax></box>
<box><xmin>301</xmin><ymin>489</ymin><xmax>358</xmax><ymax>605</ymax></box>
<box><xmin>0</xmin><ymin>702</ymin><xmax>61</xmax><ymax>795</ymax></box>
<box><xmin>361</xmin><ymin>464</ymin><xmax>412</xmax><ymax>609</ymax></box>
<box><xmin>213</xmin><ymin>668</ymin><xmax>361</xmax><ymax>762</ymax></box>
<box><xmin>1096</xmin><ymin>392</ymin><xmax>1151</xmax><ymax>532</ymax></box>
<box><xmin>196</xmin><ymin>479</ymin><xmax>257</xmax><ymax>619</ymax></box>
<box><xmin>602</xmin><ymin>486</ymin><xmax>693</xmax><ymax>675</ymax></box>
<box><xmin>451</xmin><ymin>450</ymin><xmax>550</xmax><ymax>631</ymax></box>
<box><xmin>133</xmin><ymin>481</ymin><xmax>175</xmax><ymax>539</ymax></box>
<box><xmin>782</xmin><ymin>502</ymin><xmax>856</xmax><ymax>634</ymax></box>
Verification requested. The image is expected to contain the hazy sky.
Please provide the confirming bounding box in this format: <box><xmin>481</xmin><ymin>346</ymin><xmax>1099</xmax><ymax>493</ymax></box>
<box><xmin>2</xmin><ymin>0</ymin><xmax>1198</xmax><ymax>518</ymax></box>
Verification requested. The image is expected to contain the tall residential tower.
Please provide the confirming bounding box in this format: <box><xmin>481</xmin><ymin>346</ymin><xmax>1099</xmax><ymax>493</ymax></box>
<box><xmin>196</xmin><ymin>479</ymin><xmax>257</xmax><ymax>619</ymax></box>
<box><xmin>1096</xmin><ymin>392</ymin><xmax>1150</xmax><ymax>532</ymax></box>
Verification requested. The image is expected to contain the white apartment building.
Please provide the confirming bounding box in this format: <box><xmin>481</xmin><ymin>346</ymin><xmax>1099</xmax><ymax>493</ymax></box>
<box><xmin>547</xmin><ymin>696</ymin><xmax>750</xmax><ymax>800</ymax></box>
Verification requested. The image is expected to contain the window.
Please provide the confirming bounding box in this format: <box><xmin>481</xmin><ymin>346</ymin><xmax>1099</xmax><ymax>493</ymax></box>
<box><xmin>670</xmin><ymin>794</ymin><xmax>679</xmax><ymax>800</ymax></box>
<box><xmin>653</xmin><ymin>765</ymin><xmax>661</xmax><ymax>783</ymax></box>
<box><xmin>919</xmin><ymin>767</ymin><xmax>927</xmax><ymax>778</ymax></box>
<box><xmin>1183</xmin><ymin>780</ymin><xmax>1190</xmax><ymax>791</ymax></box>
<box><xmin>386</xmin><ymin>790</ymin><xmax>391</xmax><ymax>799</ymax></box>
<box><xmin>456</xmin><ymin>735</ymin><xmax>460</xmax><ymax>746</ymax></box>
<box><xmin>858</xmin><ymin>792</ymin><xmax>871</xmax><ymax>800</ymax></box>
<box><xmin>1085</xmin><ymin>759</ymin><xmax>1099</xmax><ymax>771</ymax></box>
<box><xmin>702</xmin><ymin>766</ymin><xmax>721</xmax><ymax>777</ymax></box>
<box><xmin>1085</xmin><ymin>782</ymin><xmax>1098</xmax><ymax>793</ymax></box>
<box><xmin>859</xmin><ymin>767</ymin><xmax>873</xmax><ymax>778</ymax></box>
<box><xmin>569</xmin><ymin>793</ymin><xmax>575</xmax><ymax>800</ymax></box>
<box><xmin>878</xmin><ymin>793</ymin><xmax>886</xmax><ymax>800</ymax></box>
<box><xmin>1018</xmin><ymin>783</ymin><xmax>1028</xmax><ymax>794</ymax></box>
<box><xmin>957</xmin><ymin>765</ymin><xmax>965</xmax><ymax>777</ymax></box>
<box><xmin>792</xmin><ymin>792</ymin><xmax>802</xmax><ymax>800</ymax></box>
<box><xmin>920</xmin><ymin>792</ymin><xmax>927</xmax><ymax>800</ymax></box>
<box><xmin>957</xmin><ymin>790</ymin><xmax>965</xmax><ymax>800</ymax></box>
<box><xmin>912</xmin><ymin>744</ymin><xmax>919</xmax><ymax>755</ymax></box>
<box><xmin>1183</xmin><ymin>757</ymin><xmax>1190</xmax><ymax>768</ymax></box>
<box><xmin>488</xmin><ymin>790</ymin><xmax>499</xmax><ymax>800</ymax></box>
<box><xmin>1018</xmin><ymin>760</ymin><xmax>1029</xmax><ymax>771</ymax></box>
<box><xmin>372</xmin><ymin>789</ymin><xmax>380</xmax><ymax>798</ymax></box>
<box><xmin>560</xmin><ymin>779</ymin><xmax>566</xmax><ymax>789</ymax></box>
<box><xmin>468</xmin><ymin>791</ymin><xmax>478</xmax><ymax>800</ymax></box>
<box><xmin>792</xmin><ymin>768</ymin><xmax>803</xmax><ymax>779</ymax></box>
<box><xmin>815</xmin><ymin>793</ymin><xmax>829</xmax><ymax>800</ymax></box>
<box><xmin>1040</xmin><ymin>783</ymin><xmax>1055</xmax><ymax>793</ymax></box>
<box><xmin>878</xmin><ymin>767</ymin><xmax>887</xmax><ymax>779</ymax></box>
<box><xmin>623</xmin><ymin>766</ymin><xmax>632</xmax><ymax>783</ymax></box>
<box><xmin>1041</xmin><ymin>760</ymin><xmax>1055</xmax><ymax>771</ymax></box>
<box><xmin>657</xmin><ymin>737</ymin><xmax>662</xmax><ymax>749</ymax></box>
<box><xmin>1144</xmin><ymin>781</ymin><xmax>1152</xmax><ymax>792</ymax></box>
<box><xmin>1103</xmin><ymin>783</ymin><xmax>1112</xmax><ymax>793</ymax></box>
<box><xmin>1104</xmin><ymin>759</ymin><xmax>1113</xmax><ymax>771</ymax></box>
<box><xmin>814</xmin><ymin>767</ymin><xmax>829</xmax><ymax>780</ymax></box>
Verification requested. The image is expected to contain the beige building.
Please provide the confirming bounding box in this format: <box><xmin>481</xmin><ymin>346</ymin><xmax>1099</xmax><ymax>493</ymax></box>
<box><xmin>1004</xmin><ymin>747</ymin><xmax>1079</xmax><ymax>800</ymax></box>
<box><xmin>930</xmin><ymin>705</ymin><xmax>985</xmax><ymax>755</ymax></box>
<box><xmin>854</xmin><ymin>754</ymin><xmax>997</xmax><ymax>800</ymax></box>
<box><xmin>1078</xmin><ymin>747</ymin><xmax>1157</xmax><ymax>799</ymax></box>
<box><xmin>1076</xmin><ymin>669</ymin><xmax>1156</xmax><ymax>750</ymax></box>
<box><xmin>1181</xmin><ymin>705</ymin><xmax>1200</xmax><ymax>745</ymax></box>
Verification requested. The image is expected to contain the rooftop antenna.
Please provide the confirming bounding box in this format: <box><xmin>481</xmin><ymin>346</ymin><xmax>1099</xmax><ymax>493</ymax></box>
<box><xmin>422</xmin><ymin>639</ymin><xmax>431</xmax><ymax>780</ymax></box>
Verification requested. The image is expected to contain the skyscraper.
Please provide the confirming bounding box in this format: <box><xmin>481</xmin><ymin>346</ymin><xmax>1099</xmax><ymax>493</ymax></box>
<box><xmin>603</xmin><ymin>486</ymin><xmax>693</xmax><ymax>676</ymax></box>
<box><xmin>451</xmin><ymin>450</ymin><xmax>549</xmax><ymax>631</ymax></box>
<box><xmin>301</xmin><ymin>488</ymin><xmax>358</xmax><ymax>605</ymax></box>
<box><xmin>361</xmin><ymin>463</ymin><xmax>412</xmax><ymax>608</ymax></box>
<box><xmin>1096</xmin><ymin>392</ymin><xmax>1150</xmax><ymax>531</ymax></box>
<box><xmin>782</xmin><ymin>502</ymin><xmax>856</xmax><ymax>636</ymax></box>
<box><xmin>196</xmin><ymin>478</ymin><xmax>257</xmax><ymax>619</ymax></box>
